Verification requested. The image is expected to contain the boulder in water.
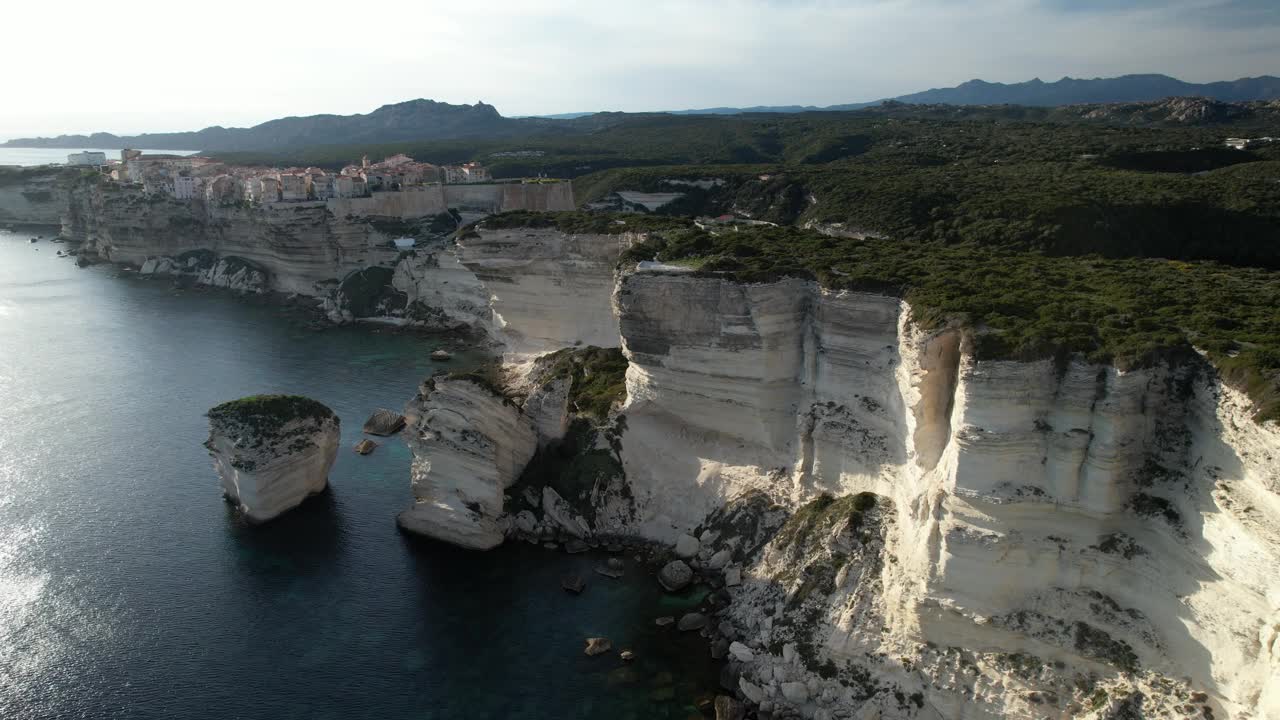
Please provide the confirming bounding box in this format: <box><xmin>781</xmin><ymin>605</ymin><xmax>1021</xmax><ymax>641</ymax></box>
<box><xmin>362</xmin><ymin>408</ymin><xmax>406</xmax><ymax>436</ymax></box>
<box><xmin>677</xmin><ymin>612</ymin><xmax>708</xmax><ymax>631</ymax></box>
<box><xmin>205</xmin><ymin>395</ymin><xmax>340</xmax><ymax>523</ymax></box>
<box><xmin>353</xmin><ymin>438</ymin><xmax>378</xmax><ymax>455</ymax></box>
<box><xmin>714</xmin><ymin>696</ymin><xmax>745</xmax><ymax>720</ymax></box>
<box><xmin>658</xmin><ymin>560</ymin><xmax>693</xmax><ymax>592</ymax></box>
<box><xmin>583</xmin><ymin>637</ymin><xmax>611</xmax><ymax>656</ymax></box>
<box><xmin>431</xmin><ymin>349</ymin><xmax>452</xmax><ymax>361</ymax></box>
<box><xmin>561</xmin><ymin>575</ymin><xmax>586</xmax><ymax>594</ymax></box>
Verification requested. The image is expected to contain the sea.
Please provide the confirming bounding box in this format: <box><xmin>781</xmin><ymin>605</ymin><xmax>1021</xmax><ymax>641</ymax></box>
<box><xmin>0</xmin><ymin>229</ymin><xmax>719</xmax><ymax>719</ymax></box>
<box><xmin>0</xmin><ymin>148</ymin><xmax>199</xmax><ymax>167</ymax></box>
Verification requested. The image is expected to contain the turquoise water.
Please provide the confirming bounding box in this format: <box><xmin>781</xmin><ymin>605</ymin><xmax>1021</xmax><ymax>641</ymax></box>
<box><xmin>0</xmin><ymin>230</ymin><xmax>719</xmax><ymax>719</ymax></box>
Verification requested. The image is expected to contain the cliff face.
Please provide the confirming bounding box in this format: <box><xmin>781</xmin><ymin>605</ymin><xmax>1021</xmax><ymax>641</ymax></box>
<box><xmin>205</xmin><ymin>397</ymin><xmax>341</xmax><ymax>523</ymax></box>
<box><xmin>398</xmin><ymin>377</ymin><xmax>537</xmax><ymax>549</ymax></box>
<box><xmin>71</xmin><ymin>187</ymin><xmax>396</xmax><ymax>296</ymax></box>
<box><xmin>380</xmin><ymin>225</ymin><xmax>643</xmax><ymax>345</ymax></box>
<box><xmin>60</xmin><ymin>182</ymin><xmax>574</xmax><ymax>313</ymax></box>
<box><xmin>0</xmin><ymin>169</ymin><xmax>71</xmax><ymax>226</ymax></box>
<box><xmin>607</xmin><ymin>269</ymin><xmax>1280</xmax><ymax>720</ymax></box>
<box><xmin>66</xmin><ymin>185</ymin><xmax>1275</xmax><ymax>718</ymax></box>
<box><xmin>390</xmin><ymin>233</ymin><xmax>1277</xmax><ymax>718</ymax></box>
<box><xmin>450</xmin><ymin>227</ymin><xmax>639</xmax><ymax>354</ymax></box>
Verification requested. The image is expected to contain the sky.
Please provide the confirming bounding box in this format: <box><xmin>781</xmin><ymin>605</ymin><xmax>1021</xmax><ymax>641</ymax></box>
<box><xmin>3</xmin><ymin>0</ymin><xmax>1277</xmax><ymax>139</ymax></box>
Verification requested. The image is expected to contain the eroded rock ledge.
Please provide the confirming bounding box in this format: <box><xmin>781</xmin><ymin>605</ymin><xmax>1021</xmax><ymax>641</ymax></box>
<box><xmin>205</xmin><ymin>395</ymin><xmax>340</xmax><ymax>522</ymax></box>
<box><xmin>397</xmin><ymin>375</ymin><xmax>537</xmax><ymax>549</ymax></box>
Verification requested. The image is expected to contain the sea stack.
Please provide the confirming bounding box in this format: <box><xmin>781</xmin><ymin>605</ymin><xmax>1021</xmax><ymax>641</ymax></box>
<box><xmin>205</xmin><ymin>395</ymin><xmax>340</xmax><ymax>522</ymax></box>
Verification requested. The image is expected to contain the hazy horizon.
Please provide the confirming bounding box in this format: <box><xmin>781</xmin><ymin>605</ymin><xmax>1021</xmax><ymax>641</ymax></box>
<box><xmin>5</xmin><ymin>0</ymin><xmax>1278</xmax><ymax>140</ymax></box>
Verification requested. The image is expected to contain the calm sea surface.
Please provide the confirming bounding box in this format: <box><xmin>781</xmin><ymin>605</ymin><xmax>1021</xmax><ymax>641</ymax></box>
<box><xmin>0</xmin><ymin>230</ymin><xmax>718</xmax><ymax>719</ymax></box>
<box><xmin>0</xmin><ymin>148</ymin><xmax>198</xmax><ymax>167</ymax></box>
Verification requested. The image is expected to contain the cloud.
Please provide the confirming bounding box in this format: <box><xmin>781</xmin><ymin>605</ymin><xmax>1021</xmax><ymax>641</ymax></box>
<box><xmin>2</xmin><ymin>0</ymin><xmax>1277</xmax><ymax>138</ymax></box>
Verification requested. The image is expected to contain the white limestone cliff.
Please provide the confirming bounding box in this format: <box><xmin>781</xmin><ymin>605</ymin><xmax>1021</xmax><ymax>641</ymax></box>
<box><xmin>381</xmin><ymin>226</ymin><xmax>1275</xmax><ymax>718</ymax></box>
<box><xmin>158</xmin><ymin>204</ymin><xmax>1273</xmax><ymax>718</ymax></box>
<box><xmin>448</xmin><ymin>226</ymin><xmax>640</xmax><ymax>355</ymax></box>
<box><xmin>204</xmin><ymin>397</ymin><xmax>340</xmax><ymax>523</ymax></box>
<box><xmin>604</xmin><ymin>268</ymin><xmax>1280</xmax><ymax>720</ymax></box>
<box><xmin>397</xmin><ymin>376</ymin><xmax>537</xmax><ymax>550</ymax></box>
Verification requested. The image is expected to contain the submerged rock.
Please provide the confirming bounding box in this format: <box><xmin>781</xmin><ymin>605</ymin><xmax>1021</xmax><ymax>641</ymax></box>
<box><xmin>677</xmin><ymin>612</ymin><xmax>708</xmax><ymax>631</ymax></box>
<box><xmin>584</xmin><ymin>637</ymin><xmax>612</xmax><ymax>656</ymax></box>
<box><xmin>594</xmin><ymin>566</ymin><xmax>623</xmax><ymax>579</ymax></box>
<box><xmin>561</xmin><ymin>575</ymin><xmax>586</xmax><ymax>594</ymax></box>
<box><xmin>361</xmin><ymin>408</ymin><xmax>406</xmax><ymax>436</ymax></box>
<box><xmin>541</xmin><ymin>486</ymin><xmax>590</xmax><ymax>538</ymax></box>
<box><xmin>658</xmin><ymin>560</ymin><xmax>693</xmax><ymax>592</ymax></box>
<box><xmin>714</xmin><ymin>696</ymin><xmax>745</xmax><ymax>720</ymax></box>
<box><xmin>205</xmin><ymin>395</ymin><xmax>340</xmax><ymax>523</ymax></box>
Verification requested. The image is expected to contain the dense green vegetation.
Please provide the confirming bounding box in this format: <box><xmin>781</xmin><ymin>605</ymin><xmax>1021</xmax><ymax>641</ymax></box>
<box><xmin>581</xmin><ymin>159</ymin><xmax>1280</xmax><ymax>268</ymax></box>
<box><xmin>213</xmin><ymin>103</ymin><xmax>1280</xmax><ymax>424</ymax></box>
<box><xmin>475</xmin><ymin>210</ymin><xmax>689</xmax><ymax>235</ymax></box>
<box><xmin>616</xmin><ymin>223</ymin><xmax>1280</xmax><ymax>421</ymax></box>
<box><xmin>533</xmin><ymin>346</ymin><xmax>629</xmax><ymax>422</ymax></box>
<box><xmin>206</xmin><ymin>395</ymin><xmax>336</xmax><ymax>429</ymax></box>
<box><xmin>210</xmin><ymin>106</ymin><xmax>1279</xmax><ymax>178</ymax></box>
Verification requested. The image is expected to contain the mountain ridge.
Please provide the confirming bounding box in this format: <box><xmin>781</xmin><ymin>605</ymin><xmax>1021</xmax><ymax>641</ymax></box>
<box><xmin>662</xmin><ymin>73</ymin><xmax>1280</xmax><ymax>115</ymax></box>
<box><xmin>6</xmin><ymin>74</ymin><xmax>1279</xmax><ymax>153</ymax></box>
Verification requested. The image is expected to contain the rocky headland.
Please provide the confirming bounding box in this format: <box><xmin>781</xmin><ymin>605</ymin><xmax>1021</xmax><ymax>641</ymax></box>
<box><xmin>205</xmin><ymin>395</ymin><xmax>340</xmax><ymax>522</ymax></box>
<box><xmin>370</xmin><ymin>213</ymin><xmax>1280</xmax><ymax>720</ymax></box>
<box><xmin>17</xmin><ymin>159</ymin><xmax>1276</xmax><ymax>718</ymax></box>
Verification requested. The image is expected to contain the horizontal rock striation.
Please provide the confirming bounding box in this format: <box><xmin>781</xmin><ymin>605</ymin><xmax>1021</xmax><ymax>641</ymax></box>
<box><xmin>69</xmin><ymin>188</ymin><xmax>395</xmax><ymax>296</ymax></box>
<box><xmin>397</xmin><ymin>376</ymin><xmax>537</xmax><ymax>550</ymax></box>
<box><xmin>204</xmin><ymin>395</ymin><xmax>340</xmax><ymax>523</ymax></box>
<box><xmin>0</xmin><ymin>169</ymin><xmax>69</xmax><ymax>226</ymax></box>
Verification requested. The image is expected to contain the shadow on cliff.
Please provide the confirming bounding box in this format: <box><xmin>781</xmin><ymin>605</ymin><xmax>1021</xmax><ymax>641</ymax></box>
<box><xmin>223</xmin><ymin>488</ymin><xmax>346</xmax><ymax>579</ymax></box>
<box><xmin>1135</xmin><ymin>381</ymin><xmax>1250</xmax><ymax>713</ymax></box>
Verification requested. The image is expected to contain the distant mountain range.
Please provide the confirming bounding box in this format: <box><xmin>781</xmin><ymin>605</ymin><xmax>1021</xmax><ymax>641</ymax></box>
<box><xmin>6</xmin><ymin>74</ymin><xmax>1279</xmax><ymax>153</ymax></box>
<box><xmin>1</xmin><ymin>100</ymin><xmax>557</xmax><ymax>153</ymax></box>
<box><xmin>662</xmin><ymin>74</ymin><xmax>1280</xmax><ymax>115</ymax></box>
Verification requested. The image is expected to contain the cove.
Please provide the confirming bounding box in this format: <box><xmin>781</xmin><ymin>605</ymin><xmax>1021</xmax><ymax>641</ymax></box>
<box><xmin>0</xmin><ymin>231</ymin><xmax>719</xmax><ymax>719</ymax></box>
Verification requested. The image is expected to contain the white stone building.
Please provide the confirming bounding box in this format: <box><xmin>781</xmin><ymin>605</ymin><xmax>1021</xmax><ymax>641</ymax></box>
<box><xmin>334</xmin><ymin>174</ymin><xmax>368</xmax><ymax>198</ymax></box>
<box><xmin>67</xmin><ymin>151</ymin><xmax>107</xmax><ymax>166</ymax></box>
<box><xmin>173</xmin><ymin>176</ymin><xmax>203</xmax><ymax>200</ymax></box>
<box><xmin>277</xmin><ymin>173</ymin><xmax>308</xmax><ymax>201</ymax></box>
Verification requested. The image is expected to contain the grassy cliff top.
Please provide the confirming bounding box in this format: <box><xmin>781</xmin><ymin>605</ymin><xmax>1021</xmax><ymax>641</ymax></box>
<box><xmin>207</xmin><ymin>395</ymin><xmax>336</xmax><ymax>432</ymax></box>
<box><xmin>532</xmin><ymin>347</ymin><xmax>629</xmax><ymax>422</ymax></box>
<box><xmin>619</xmin><ymin>223</ymin><xmax>1280</xmax><ymax>422</ymax></box>
<box><xmin>474</xmin><ymin>210</ymin><xmax>691</xmax><ymax>235</ymax></box>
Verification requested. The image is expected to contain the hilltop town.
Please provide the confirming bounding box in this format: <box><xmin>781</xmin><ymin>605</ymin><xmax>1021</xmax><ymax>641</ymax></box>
<box><xmin>58</xmin><ymin>150</ymin><xmax>573</xmax><ymax>220</ymax></box>
<box><xmin>68</xmin><ymin>150</ymin><xmax>495</xmax><ymax>203</ymax></box>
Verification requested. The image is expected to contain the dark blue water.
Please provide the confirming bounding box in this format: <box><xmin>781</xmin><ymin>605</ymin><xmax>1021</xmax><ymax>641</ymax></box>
<box><xmin>0</xmin><ymin>231</ymin><xmax>718</xmax><ymax>719</ymax></box>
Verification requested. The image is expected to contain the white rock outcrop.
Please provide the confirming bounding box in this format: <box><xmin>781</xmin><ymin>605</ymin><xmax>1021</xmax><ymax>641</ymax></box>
<box><xmin>140</xmin><ymin>253</ymin><xmax>269</xmax><ymax>293</ymax></box>
<box><xmin>608</xmin><ymin>269</ymin><xmax>1280</xmax><ymax>720</ymax></box>
<box><xmin>397</xmin><ymin>376</ymin><xmax>537</xmax><ymax>550</ymax></box>
<box><xmin>183</xmin><ymin>216</ymin><xmax>1276</xmax><ymax>718</ymax></box>
<box><xmin>204</xmin><ymin>396</ymin><xmax>340</xmax><ymax>523</ymax></box>
<box><xmin>453</xmin><ymin>226</ymin><xmax>641</xmax><ymax>355</ymax></box>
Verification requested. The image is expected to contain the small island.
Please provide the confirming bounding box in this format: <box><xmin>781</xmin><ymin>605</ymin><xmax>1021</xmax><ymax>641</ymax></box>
<box><xmin>205</xmin><ymin>395</ymin><xmax>341</xmax><ymax>522</ymax></box>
